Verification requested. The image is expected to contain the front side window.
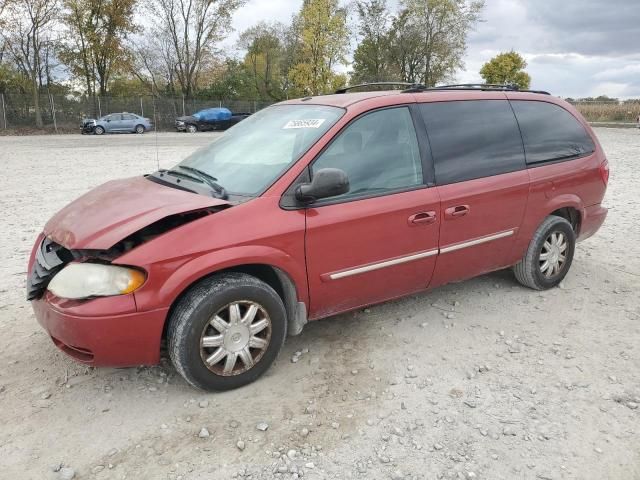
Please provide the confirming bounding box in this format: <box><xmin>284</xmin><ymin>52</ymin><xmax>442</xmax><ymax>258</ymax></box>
<box><xmin>176</xmin><ymin>105</ymin><xmax>344</xmax><ymax>196</ymax></box>
<box><xmin>420</xmin><ymin>100</ymin><xmax>526</xmax><ymax>185</ymax></box>
<box><xmin>511</xmin><ymin>101</ymin><xmax>595</xmax><ymax>164</ymax></box>
<box><xmin>311</xmin><ymin>107</ymin><xmax>423</xmax><ymax>200</ymax></box>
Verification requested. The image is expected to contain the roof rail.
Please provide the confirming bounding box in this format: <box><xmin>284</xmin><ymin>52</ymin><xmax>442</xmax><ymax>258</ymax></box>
<box><xmin>404</xmin><ymin>83</ymin><xmax>551</xmax><ymax>95</ymax></box>
<box><xmin>335</xmin><ymin>82</ymin><xmax>416</xmax><ymax>94</ymax></box>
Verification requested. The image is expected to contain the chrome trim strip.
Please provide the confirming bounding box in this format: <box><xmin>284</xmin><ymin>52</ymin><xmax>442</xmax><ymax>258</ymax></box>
<box><xmin>440</xmin><ymin>229</ymin><xmax>515</xmax><ymax>254</ymax></box>
<box><xmin>329</xmin><ymin>249</ymin><xmax>439</xmax><ymax>280</ymax></box>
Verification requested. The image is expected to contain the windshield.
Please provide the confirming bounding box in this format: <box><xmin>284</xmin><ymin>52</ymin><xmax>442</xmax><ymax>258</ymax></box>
<box><xmin>175</xmin><ymin>104</ymin><xmax>344</xmax><ymax>196</ymax></box>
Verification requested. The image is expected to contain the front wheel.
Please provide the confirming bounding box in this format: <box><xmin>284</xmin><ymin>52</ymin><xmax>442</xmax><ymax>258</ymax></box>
<box><xmin>167</xmin><ymin>273</ymin><xmax>287</xmax><ymax>391</ymax></box>
<box><xmin>94</xmin><ymin>125</ymin><xmax>105</xmax><ymax>135</ymax></box>
<box><xmin>135</xmin><ymin>124</ymin><xmax>145</xmax><ymax>134</ymax></box>
<box><xmin>186</xmin><ymin>124</ymin><xmax>198</xmax><ymax>133</ymax></box>
<box><xmin>513</xmin><ymin>215</ymin><xmax>576</xmax><ymax>290</ymax></box>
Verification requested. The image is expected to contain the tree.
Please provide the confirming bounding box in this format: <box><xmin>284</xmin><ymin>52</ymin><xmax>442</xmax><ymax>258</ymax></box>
<box><xmin>479</xmin><ymin>50</ymin><xmax>530</xmax><ymax>89</ymax></box>
<box><xmin>1</xmin><ymin>0</ymin><xmax>59</xmax><ymax>127</ymax></box>
<box><xmin>391</xmin><ymin>0</ymin><xmax>484</xmax><ymax>86</ymax></box>
<box><xmin>351</xmin><ymin>0</ymin><xmax>392</xmax><ymax>83</ymax></box>
<box><xmin>239</xmin><ymin>22</ymin><xmax>286</xmax><ymax>100</ymax></box>
<box><xmin>145</xmin><ymin>0</ymin><xmax>246</xmax><ymax>98</ymax></box>
<box><xmin>59</xmin><ymin>0</ymin><xmax>137</xmax><ymax>97</ymax></box>
<box><xmin>288</xmin><ymin>0</ymin><xmax>349</xmax><ymax>95</ymax></box>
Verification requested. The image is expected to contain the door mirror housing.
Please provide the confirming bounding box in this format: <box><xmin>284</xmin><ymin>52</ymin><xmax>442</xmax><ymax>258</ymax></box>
<box><xmin>295</xmin><ymin>168</ymin><xmax>349</xmax><ymax>204</ymax></box>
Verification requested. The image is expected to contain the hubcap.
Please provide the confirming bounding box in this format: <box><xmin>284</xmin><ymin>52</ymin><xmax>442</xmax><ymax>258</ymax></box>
<box><xmin>200</xmin><ymin>301</ymin><xmax>271</xmax><ymax>376</ymax></box>
<box><xmin>539</xmin><ymin>231</ymin><xmax>568</xmax><ymax>278</ymax></box>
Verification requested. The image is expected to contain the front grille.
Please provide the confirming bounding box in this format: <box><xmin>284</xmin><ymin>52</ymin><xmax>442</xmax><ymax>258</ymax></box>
<box><xmin>27</xmin><ymin>238</ymin><xmax>73</xmax><ymax>300</ymax></box>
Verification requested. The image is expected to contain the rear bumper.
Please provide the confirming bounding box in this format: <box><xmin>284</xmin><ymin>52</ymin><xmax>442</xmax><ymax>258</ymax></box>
<box><xmin>578</xmin><ymin>204</ymin><xmax>608</xmax><ymax>241</ymax></box>
<box><xmin>32</xmin><ymin>294</ymin><xmax>168</xmax><ymax>367</ymax></box>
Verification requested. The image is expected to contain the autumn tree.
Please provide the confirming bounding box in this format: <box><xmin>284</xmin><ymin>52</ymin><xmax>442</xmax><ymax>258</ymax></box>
<box><xmin>288</xmin><ymin>0</ymin><xmax>349</xmax><ymax>95</ymax></box>
<box><xmin>145</xmin><ymin>0</ymin><xmax>246</xmax><ymax>98</ymax></box>
<box><xmin>351</xmin><ymin>0</ymin><xmax>392</xmax><ymax>83</ymax></box>
<box><xmin>0</xmin><ymin>0</ymin><xmax>59</xmax><ymax>127</ymax></box>
<box><xmin>59</xmin><ymin>0</ymin><xmax>137</xmax><ymax>97</ymax></box>
<box><xmin>479</xmin><ymin>50</ymin><xmax>531</xmax><ymax>89</ymax></box>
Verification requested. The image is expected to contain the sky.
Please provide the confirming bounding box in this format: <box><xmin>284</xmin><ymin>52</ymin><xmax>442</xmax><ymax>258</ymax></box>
<box><xmin>222</xmin><ymin>0</ymin><xmax>640</xmax><ymax>99</ymax></box>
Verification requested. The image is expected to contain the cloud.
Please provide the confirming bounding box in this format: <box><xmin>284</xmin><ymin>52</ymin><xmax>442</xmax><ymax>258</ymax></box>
<box><xmin>223</xmin><ymin>0</ymin><xmax>640</xmax><ymax>98</ymax></box>
<box><xmin>459</xmin><ymin>0</ymin><xmax>640</xmax><ymax>98</ymax></box>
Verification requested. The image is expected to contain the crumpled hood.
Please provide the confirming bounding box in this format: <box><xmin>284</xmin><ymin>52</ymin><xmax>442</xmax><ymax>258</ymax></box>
<box><xmin>176</xmin><ymin>115</ymin><xmax>196</xmax><ymax>122</ymax></box>
<box><xmin>44</xmin><ymin>176</ymin><xmax>230</xmax><ymax>250</ymax></box>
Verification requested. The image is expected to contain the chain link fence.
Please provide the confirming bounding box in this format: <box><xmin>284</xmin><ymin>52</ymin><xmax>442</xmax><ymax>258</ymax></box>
<box><xmin>0</xmin><ymin>93</ymin><xmax>274</xmax><ymax>132</ymax></box>
<box><xmin>1</xmin><ymin>93</ymin><xmax>638</xmax><ymax>132</ymax></box>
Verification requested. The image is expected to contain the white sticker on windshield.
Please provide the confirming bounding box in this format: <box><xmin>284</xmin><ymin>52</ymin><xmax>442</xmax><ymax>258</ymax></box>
<box><xmin>283</xmin><ymin>119</ymin><xmax>326</xmax><ymax>129</ymax></box>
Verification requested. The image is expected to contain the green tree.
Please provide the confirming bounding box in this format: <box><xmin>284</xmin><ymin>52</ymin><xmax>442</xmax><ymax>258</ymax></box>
<box><xmin>479</xmin><ymin>50</ymin><xmax>531</xmax><ymax>89</ymax></box>
<box><xmin>391</xmin><ymin>0</ymin><xmax>484</xmax><ymax>86</ymax></box>
<box><xmin>239</xmin><ymin>22</ymin><xmax>286</xmax><ymax>100</ymax></box>
<box><xmin>351</xmin><ymin>0</ymin><xmax>392</xmax><ymax>83</ymax></box>
<box><xmin>288</xmin><ymin>0</ymin><xmax>349</xmax><ymax>95</ymax></box>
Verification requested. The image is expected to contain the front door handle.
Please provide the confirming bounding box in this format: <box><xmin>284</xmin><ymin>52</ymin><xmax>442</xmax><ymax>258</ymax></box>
<box><xmin>445</xmin><ymin>205</ymin><xmax>470</xmax><ymax>219</ymax></box>
<box><xmin>408</xmin><ymin>211</ymin><xmax>437</xmax><ymax>226</ymax></box>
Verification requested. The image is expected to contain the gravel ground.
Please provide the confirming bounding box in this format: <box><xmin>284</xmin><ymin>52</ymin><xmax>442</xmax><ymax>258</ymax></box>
<box><xmin>0</xmin><ymin>129</ymin><xmax>638</xmax><ymax>480</ymax></box>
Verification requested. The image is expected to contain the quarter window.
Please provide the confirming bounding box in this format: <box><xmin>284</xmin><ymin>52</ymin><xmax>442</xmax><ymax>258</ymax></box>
<box><xmin>420</xmin><ymin>100</ymin><xmax>525</xmax><ymax>185</ymax></box>
<box><xmin>311</xmin><ymin>107</ymin><xmax>423</xmax><ymax>200</ymax></box>
<box><xmin>511</xmin><ymin>101</ymin><xmax>595</xmax><ymax>164</ymax></box>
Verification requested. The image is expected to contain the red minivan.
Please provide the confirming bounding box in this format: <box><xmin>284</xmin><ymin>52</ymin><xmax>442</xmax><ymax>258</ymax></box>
<box><xmin>28</xmin><ymin>84</ymin><xmax>609</xmax><ymax>391</ymax></box>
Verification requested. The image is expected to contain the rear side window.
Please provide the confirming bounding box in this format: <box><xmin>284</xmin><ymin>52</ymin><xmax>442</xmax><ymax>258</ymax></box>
<box><xmin>420</xmin><ymin>100</ymin><xmax>525</xmax><ymax>185</ymax></box>
<box><xmin>122</xmin><ymin>114</ymin><xmax>136</xmax><ymax>120</ymax></box>
<box><xmin>511</xmin><ymin>101</ymin><xmax>595</xmax><ymax>164</ymax></box>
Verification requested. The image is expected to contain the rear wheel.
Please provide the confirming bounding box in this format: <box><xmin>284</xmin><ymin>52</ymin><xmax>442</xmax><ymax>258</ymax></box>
<box><xmin>513</xmin><ymin>215</ymin><xmax>575</xmax><ymax>290</ymax></box>
<box><xmin>187</xmin><ymin>124</ymin><xmax>198</xmax><ymax>133</ymax></box>
<box><xmin>94</xmin><ymin>125</ymin><xmax>105</xmax><ymax>135</ymax></box>
<box><xmin>167</xmin><ymin>272</ymin><xmax>287</xmax><ymax>391</ymax></box>
<box><xmin>135</xmin><ymin>124</ymin><xmax>145</xmax><ymax>134</ymax></box>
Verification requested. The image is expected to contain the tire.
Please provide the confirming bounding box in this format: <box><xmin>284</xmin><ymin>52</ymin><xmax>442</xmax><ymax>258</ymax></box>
<box><xmin>94</xmin><ymin>126</ymin><xmax>105</xmax><ymax>135</ymax></box>
<box><xmin>513</xmin><ymin>215</ymin><xmax>576</xmax><ymax>290</ymax></box>
<box><xmin>167</xmin><ymin>272</ymin><xmax>287</xmax><ymax>391</ymax></box>
<box><xmin>135</xmin><ymin>124</ymin><xmax>145</xmax><ymax>134</ymax></box>
<box><xmin>187</xmin><ymin>124</ymin><xmax>198</xmax><ymax>133</ymax></box>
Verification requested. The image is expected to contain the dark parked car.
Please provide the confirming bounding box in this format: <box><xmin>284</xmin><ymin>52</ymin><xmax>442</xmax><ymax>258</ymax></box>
<box><xmin>81</xmin><ymin>113</ymin><xmax>152</xmax><ymax>135</ymax></box>
<box><xmin>29</xmin><ymin>83</ymin><xmax>608</xmax><ymax>391</ymax></box>
<box><xmin>175</xmin><ymin>107</ymin><xmax>251</xmax><ymax>133</ymax></box>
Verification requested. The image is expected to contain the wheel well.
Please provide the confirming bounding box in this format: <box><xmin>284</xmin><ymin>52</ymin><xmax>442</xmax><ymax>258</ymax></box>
<box><xmin>550</xmin><ymin>207</ymin><xmax>581</xmax><ymax>233</ymax></box>
<box><xmin>161</xmin><ymin>264</ymin><xmax>300</xmax><ymax>340</ymax></box>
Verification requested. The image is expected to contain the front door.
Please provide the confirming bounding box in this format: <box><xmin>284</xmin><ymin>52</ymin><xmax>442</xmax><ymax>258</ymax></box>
<box><xmin>418</xmin><ymin>99</ymin><xmax>530</xmax><ymax>287</ymax></box>
<box><xmin>304</xmin><ymin>106</ymin><xmax>440</xmax><ymax>320</ymax></box>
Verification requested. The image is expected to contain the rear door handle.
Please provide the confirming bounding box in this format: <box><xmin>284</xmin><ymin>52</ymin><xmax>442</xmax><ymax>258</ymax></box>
<box><xmin>408</xmin><ymin>211</ymin><xmax>437</xmax><ymax>226</ymax></box>
<box><xmin>445</xmin><ymin>205</ymin><xmax>470</xmax><ymax>219</ymax></box>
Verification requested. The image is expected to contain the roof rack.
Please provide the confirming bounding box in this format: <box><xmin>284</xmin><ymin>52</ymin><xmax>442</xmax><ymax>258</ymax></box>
<box><xmin>335</xmin><ymin>82</ymin><xmax>416</xmax><ymax>94</ymax></box>
<box><xmin>404</xmin><ymin>83</ymin><xmax>551</xmax><ymax>95</ymax></box>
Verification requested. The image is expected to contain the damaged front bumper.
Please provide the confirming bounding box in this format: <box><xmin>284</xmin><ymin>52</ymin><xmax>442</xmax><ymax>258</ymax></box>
<box><xmin>33</xmin><ymin>293</ymin><xmax>167</xmax><ymax>366</ymax></box>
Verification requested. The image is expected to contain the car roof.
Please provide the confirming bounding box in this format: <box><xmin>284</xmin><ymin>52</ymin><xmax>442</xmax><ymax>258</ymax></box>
<box><xmin>278</xmin><ymin>89</ymin><xmax>556</xmax><ymax>109</ymax></box>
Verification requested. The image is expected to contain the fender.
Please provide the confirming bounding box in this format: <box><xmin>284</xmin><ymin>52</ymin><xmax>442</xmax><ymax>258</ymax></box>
<box><xmin>512</xmin><ymin>192</ymin><xmax>585</xmax><ymax>260</ymax></box>
<box><xmin>128</xmin><ymin>245</ymin><xmax>309</xmax><ymax>313</ymax></box>
<box><xmin>540</xmin><ymin>193</ymin><xmax>584</xmax><ymax>220</ymax></box>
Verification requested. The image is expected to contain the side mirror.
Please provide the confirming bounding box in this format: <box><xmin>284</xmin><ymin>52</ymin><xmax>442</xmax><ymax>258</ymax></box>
<box><xmin>295</xmin><ymin>168</ymin><xmax>349</xmax><ymax>204</ymax></box>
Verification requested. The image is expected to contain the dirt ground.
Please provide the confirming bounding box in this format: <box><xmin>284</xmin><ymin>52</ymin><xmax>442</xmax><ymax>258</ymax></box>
<box><xmin>0</xmin><ymin>129</ymin><xmax>638</xmax><ymax>480</ymax></box>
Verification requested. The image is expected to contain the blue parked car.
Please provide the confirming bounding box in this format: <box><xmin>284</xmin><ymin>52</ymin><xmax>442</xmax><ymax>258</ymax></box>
<box><xmin>175</xmin><ymin>107</ymin><xmax>251</xmax><ymax>133</ymax></box>
<box><xmin>82</xmin><ymin>113</ymin><xmax>153</xmax><ymax>135</ymax></box>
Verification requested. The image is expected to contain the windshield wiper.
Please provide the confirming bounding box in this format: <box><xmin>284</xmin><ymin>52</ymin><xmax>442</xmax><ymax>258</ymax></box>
<box><xmin>177</xmin><ymin>166</ymin><xmax>228</xmax><ymax>199</ymax></box>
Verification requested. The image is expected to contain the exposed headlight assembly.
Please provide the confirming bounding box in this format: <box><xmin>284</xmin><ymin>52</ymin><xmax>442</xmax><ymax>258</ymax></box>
<box><xmin>47</xmin><ymin>263</ymin><xmax>146</xmax><ymax>300</ymax></box>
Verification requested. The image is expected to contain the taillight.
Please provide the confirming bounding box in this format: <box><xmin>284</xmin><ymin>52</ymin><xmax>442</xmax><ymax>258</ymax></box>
<box><xmin>599</xmin><ymin>159</ymin><xmax>609</xmax><ymax>185</ymax></box>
